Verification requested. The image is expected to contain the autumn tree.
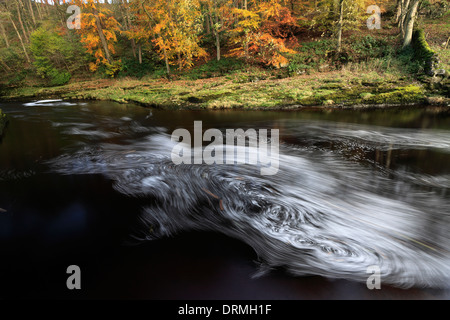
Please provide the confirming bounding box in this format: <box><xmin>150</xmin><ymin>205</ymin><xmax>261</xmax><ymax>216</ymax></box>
<box><xmin>311</xmin><ymin>0</ymin><xmax>366</xmax><ymax>52</ymax></box>
<box><xmin>118</xmin><ymin>0</ymin><xmax>139</xmax><ymax>62</ymax></box>
<box><xmin>69</xmin><ymin>0</ymin><xmax>121</xmax><ymax>73</ymax></box>
<box><xmin>128</xmin><ymin>0</ymin><xmax>207</xmax><ymax>75</ymax></box>
<box><xmin>256</xmin><ymin>0</ymin><xmax>298</xmax><ymax>67</ymax></box>
<box><xmin>228</xmin><ymin>5</ymin><xmax>261</xmax><ymax>60</ymax></box>
<box><xmin>202</xmin><ymin>0</ymin><xmax>228</xmax><ymax>61</ymax></box>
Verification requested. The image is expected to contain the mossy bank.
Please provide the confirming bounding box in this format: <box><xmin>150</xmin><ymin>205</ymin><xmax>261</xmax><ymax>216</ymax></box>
<box><xmin>2</xmin><ymin>71</ymin><xmax>449</xmax><ymax>110</ymax></box>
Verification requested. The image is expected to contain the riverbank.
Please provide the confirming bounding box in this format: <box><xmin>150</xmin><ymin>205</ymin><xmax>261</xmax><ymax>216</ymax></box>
<box><xmin>0</xmin><ymin>109</ymin><xmax>7</xmax><ymax>136</ymax></box>
<box><xmin>1</xmin><ymin>71</ymin><xmax>449</xmax><ymax>110</ymax></box>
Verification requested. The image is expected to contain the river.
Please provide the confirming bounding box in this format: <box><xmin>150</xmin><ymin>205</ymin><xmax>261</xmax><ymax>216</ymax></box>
<box><xmin>0</xmin><ymin>99</ymin><xmax>449</xmax><ymax>299</ymax></box>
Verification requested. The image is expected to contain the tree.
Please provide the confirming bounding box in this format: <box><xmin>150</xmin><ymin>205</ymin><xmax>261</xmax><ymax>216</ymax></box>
<box><xmin>0</xmin><ymin>3</ymin><xmax>31</xmax><ymax>63</ymax></box>
<box><xmin>129</xmin><ymin>0</ymin><xmax>207</xmax><ymax>74</ymax></box>
<box><xmin>119</xmin><ymin>0</ymin><xmax>138</xmax><ymax>61</ymax></box>
<box><xmin>202</xmin><ymin>0</ymin><xmax>228</xmax><ymax>61</ymax></box>
<box><xmin>228</xmin><ymin>6</ymin><xmax>261</xmax><ymax>60</ymax></box>
<box><xmin>30</xmin><ymin>26</ymin><xmax>72</xmax><ymax>86</ymax></box>
<box><xmin>70</xmin><ymin>0</ymin><xmax>121</xmax><ymax>72</ymax></box>
<box><xmin>0</xmin><ymin>19</ymin><xmax>9</xmax><ymax>48</ymax></box>
<box><xmin>128</xmin><ymin>0</ymin><xmax>172</xmax><ymax>75</ymax></box>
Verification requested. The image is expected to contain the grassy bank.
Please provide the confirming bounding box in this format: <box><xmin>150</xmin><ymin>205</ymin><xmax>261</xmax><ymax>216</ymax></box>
<box><xmin>2</xmin><ymin>70</ymin><xmax>448</xmax><ymax>110</ymax></box>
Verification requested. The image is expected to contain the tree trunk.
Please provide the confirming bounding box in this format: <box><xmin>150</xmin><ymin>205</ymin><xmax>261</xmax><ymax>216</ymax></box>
<box><xmin>121</xmin><ymin>0</ymin><xmax>137</xmax><ymax>58</ymax></box>
<box><xmin>8</xmin><ymin>13</ymin><xmax>31</xmax><ymax>63</ymax></box>
<box><xmin>337</xmin><ymin>0</ymin><xmax>344</xmax><ymax>53</ymax></box>
<box><xmin>42</xmin><ymin>0</ymin><xmax>49</xmax><ymax>16</ymax></box>
<box><xmin>214</xmin><ymin>12</ymin><xmax>221</xmax><ymax>61</ymax></box>
<box><xmin>27</xmin><ymin>0</ymin><xmax>36</xmax><ymax>26</ymax></box>
<box><xmin>206</xmin><ymin>13</ymin><xmax>211</xmax><ymax>34</ymax></box>
<box><xmin>244</xmin><ymin>32</ymin><xmax>249</xmax><ymax>60</ymax></box>
<box><xmin>394</xmin><ymin>0</ymin><xmax>402</xmax><ymax>23</ymax></box>
<box><xmin>93</xmin><ymin>8</ymin><xmax>113</xmax><ymax>64</ymax></box>
<box><xmin>15</xmin><ymin>0</ymin><xmax>29</xmax><ymax>43</ymax></box>
<box><xmin>35</xmin><ymin>0</ymin><xmax>43</xmax><ymax>20</ymax></box>
<box><xmin>0</xmin><ymin>21</ymin><xmax>9</xmax><ymax>48</ymax></box>
<box><xmin>163</xmin><ymin>44</ymin><xmax>170</xmax><ymax>75</ymax></box>
<box><xmin>18</xmin><ymin>0</ymin><xmax>33</xmax><ymax>35</ymax></box>
<box><xmin>402</xmin><ymin>0</ymin><xmax>420</xmax><ymax>48</ymax></box>
<box><xmin>0</xmin><ymin>57</ymin><xmax>11</xmax><ymax>71</ymax></box>
<box><xmin>400</xmin><ymin>0</ymin><xmax>411</xmax><ymax>36</ymax></box>
<box><xmin>138</xmin><ymin>44</ymin><xmax>142</xmax><ymax>64</ymax></box>
<box><xmin>177</xmin><ymin>51</ymin><xmax>182</xmax><ymax>71</ymax></box>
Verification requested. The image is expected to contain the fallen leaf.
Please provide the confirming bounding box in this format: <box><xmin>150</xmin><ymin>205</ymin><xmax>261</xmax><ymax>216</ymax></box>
<box><xmin>202</xmin><ymin>188</ymin><xmax>219</xmax><ymax>199</ymax></box>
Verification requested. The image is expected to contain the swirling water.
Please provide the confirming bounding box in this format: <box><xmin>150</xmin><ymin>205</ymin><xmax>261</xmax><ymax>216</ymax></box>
<box><xmin>1</xmin><ymin>100</ymin><xmax>449</xmax><ymax>296</ymax></box>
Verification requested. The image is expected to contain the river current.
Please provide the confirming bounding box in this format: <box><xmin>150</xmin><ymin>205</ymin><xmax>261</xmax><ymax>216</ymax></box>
<box><xmin>1</xmin><ymin>100</ymin><xmax>449</xmax><ymax>298</ymax></box>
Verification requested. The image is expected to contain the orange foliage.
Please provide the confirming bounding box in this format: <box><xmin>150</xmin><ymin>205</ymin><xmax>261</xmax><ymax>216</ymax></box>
<box><xmin>69</xmin><ymin>0</ymin><xmax>121</xmax><ymax>71</ymax></box>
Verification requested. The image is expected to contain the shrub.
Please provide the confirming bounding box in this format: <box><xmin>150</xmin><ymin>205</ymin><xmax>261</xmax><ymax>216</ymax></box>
<box><xmin>397</xmin><ymin>46</ymin><xmax>423</xmax><ymax>74</ymax></box>
<box><xmin>287</xmin><ymin>40</ymin><xmax>333</xmax><ymax>72</ymax></box>
<box><xmin>48</xmin><ymin>70</ymin><xmax>71</xmax><ymax>86</ymax></box>
<box><xmin>119</xmin><ymin>57</ymin><xmax>154</xmax><ymax>78</ymax></box>
<box><xmin>182</xmin><ymin>58</ymin><xmax>245</xmax><ymax>80</ymax></box>
<box><xmin>349</xmin><ymin>35</ymin><xmax>391</xmax><ymax>62</ymax></box>
<box><xmin>105</xmin><ymin>60</ymin><xmax>123</xmax><ymax>78</ymax></box>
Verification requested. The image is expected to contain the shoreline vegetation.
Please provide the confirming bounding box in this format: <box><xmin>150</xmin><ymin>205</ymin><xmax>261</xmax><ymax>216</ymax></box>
<box><xmin>0</xmin><ymin>1</ymin><xmax>449</xmax><ymax>111</ymax></box>
<box><xmin>2</xmin><ymin>71</ymin><xmax>449</xmax><ymax>110</ymax></box>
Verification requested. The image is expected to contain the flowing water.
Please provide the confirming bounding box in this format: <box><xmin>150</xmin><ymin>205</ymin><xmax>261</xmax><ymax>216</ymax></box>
<box><xmin>0</xmin><ymin>100</ymin><xmax>449</xmax><ymax>299</ymax></box>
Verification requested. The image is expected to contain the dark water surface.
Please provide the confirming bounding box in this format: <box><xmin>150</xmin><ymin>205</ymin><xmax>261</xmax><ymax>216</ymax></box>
<box><xmin>0</xmin><ymin>100</ymin><xmax>449</xmax><ymax>299</ymax></box>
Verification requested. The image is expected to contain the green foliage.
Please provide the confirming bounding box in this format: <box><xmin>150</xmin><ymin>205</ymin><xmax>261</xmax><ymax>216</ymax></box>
<box><xmin>48</xmin><ymin>69</ymin><xmax>72</xmax><ymax>86</ymax></box>
<box><xmin>288</xmin><ymin>40</ymin><xmax>333</xmax><ymax>72</ymax></box>
<box><xmin>0</xmin><ymin>47</ymin><xmax>27</xmax><ymax>85</ymax></box>
<box><xmin>118</xmin><ymin>52</ymin><xmax>163</xmax><ymax>79</ymax></box>
<box><xmin>350</xmin><ymin>36</ymin><xmax>390</xmax><ymax>60</ymax></box>
<box><xmin>182</xmin><ymin>58</ymin><xmax>245</xmax><ymax>80</ymax></box>
<box><xmin>287</xmin><ymin>59</ymin><xmax>312</xmax><ymax>76</ymax></box>
<box><xmin>30</xmin><ymin>27</ymin><xmax>74</xmax><ymax>86</ymax></box>
<box><xmin>421</xmin><ymin>0</ymin><xmax>450</xmax><ymax>18</ymax></box>
<box><xmin>151</xmin><ymin>68</ymin><xmax>169</xmax><ymax>79</ymax></box>
<box><xmin>119</xmin><ymin>58</ymin><xmax>149</xmax><ymax>78</ymax></box>
<box><xmin>105</xmin><ymin>60</ymin><xmax>123</xmax><ymax>78</ymax></box>
<box><xmin>7</xmin><ymin>70</ymin><xmax>28</xmax><ymax>86</ymax></box>
<box><xmin>396</xmin><ymin>46</ymin><xmax>422</xmax><ymax>74</ymax></box>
